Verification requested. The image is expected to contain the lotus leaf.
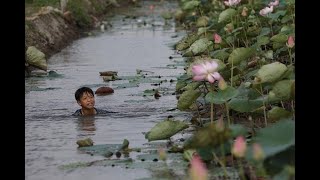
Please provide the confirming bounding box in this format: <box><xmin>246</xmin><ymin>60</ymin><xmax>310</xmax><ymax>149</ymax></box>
<box><xmin>183</xmin><ymin>38</ymin><xmax>213</xmax><ymax>57</ymax></box>
<box><xmin>175</xmin><ymin>33</ymin><xmax>199</xmax><ymax>51</ymax></box>
<box><xmin>254</xmin><ymin>62</ymin><xmax>288</xmax><ymax>84</ymax></box>
<box><xmin>182</xmin><ymin>0</ymin><xmax>200</xmax><ymax>10</ymax></box>
<box><xmin>268</xmin><ymin>80</ymin><xmax>295</xmax><ymax>102</ymax></box>
<box><xmin>196</xmin><ymin>16</ymin><xmax>209</xmax><ymax>27</ymax></box>
<box><xmin>267</xmin><ymin>106</ymin><xmax>292</xmax><ymax>122</ymax></box>
<box><xmin>145</xmin><ymin>119</ymin><xmax>189</xmax><ymax>141</ymax></box>
<box><xmin>177</xmin><ymin>89</ymin><xmax>201</xmax><ymax>110</ymax></box>
<box><xmin>227</xmin><ymin>47</ymin><xmax>255</xmax><ymax>65</ymax></box>
<box><xmin>218</xmin><ymin>8</ymin><xmax>236</xmax><ymax>23</ymax></box>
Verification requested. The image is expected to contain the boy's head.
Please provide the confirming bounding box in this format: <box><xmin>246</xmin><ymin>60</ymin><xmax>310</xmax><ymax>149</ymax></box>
<box><xmin>75</xmin><ymin>87</ymin><xmax>95</xmax><ymax>109</ymax></box>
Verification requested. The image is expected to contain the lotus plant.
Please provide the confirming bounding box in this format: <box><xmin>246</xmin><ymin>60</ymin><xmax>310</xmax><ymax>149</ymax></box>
<box><xmin>214</xmin><ymin>33</ymin><xmax>222</xmax><ymax>44</ymax></box>
<box><xmin>189</xmin><ymin>155</ymin><xmax>208</xmax><ymax>180</ymax></box>
<box><xmin>192</xmin><ymin>60</ymin><xmax>226</xmax><ymax>90</ymax></box>
<box><xmin>287</xmin><ymin>36</ymin><xmax>295</xmax><ymax>64</ymax></box>
<box><xmin>192</xmin><ymin>60</ymin><xmax>227</xmax><ymax>124</ymax></box>
<box><xmin>259</xmin><ymin>6</ymin><xmax>274</xmax><ymax>16</ymax></box>
<box><xmin>232</xmin><ymin>136</ymin><xmax>247</xmax><ymax>179</ymax></box>
<box><xmin>224</xmin><ymin>0</ymin><xmax>241</xmax><ymax>7</ymax></box>
<box><xmin>268</xmin><ymin>0</ymin><xmax>280</xmax><ymax>7</ymax></box>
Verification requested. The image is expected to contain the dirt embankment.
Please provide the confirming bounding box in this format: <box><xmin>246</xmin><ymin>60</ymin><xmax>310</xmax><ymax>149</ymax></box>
<box><xmin>25</xmin><ymin>0</ymin><xmax>133</xmax><ymax>74</ymax></box>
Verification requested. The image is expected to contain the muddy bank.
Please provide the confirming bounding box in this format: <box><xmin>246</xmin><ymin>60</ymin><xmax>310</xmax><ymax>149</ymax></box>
<box><xmin>25</xmin><ymin>0</ymin><xmax>134</xmax><ymax>75</ymax></box>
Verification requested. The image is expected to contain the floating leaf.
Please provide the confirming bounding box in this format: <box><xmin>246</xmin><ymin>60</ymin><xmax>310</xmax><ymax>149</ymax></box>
<box><xmin>177</xmin><ymin>89</ymin><xmax>201</xmax><ymax>110</ymax></box>
<box><xmin>205</xmin><ymin>86</ymin><xmax>239</xmax><ymax>104</ymax></box>
<box><xmin>78</xmin><ymin>144</ymin><xmax>123</xmax><ymax>156</ymax></box>
<box><xmin>254</xmin><ymin>62</ymin><xmax>288</xmax><ymax>84</ymax></box>
<box><xmin>145</xmin><ymin>119</ymin><xmax>189</xmax><ymax>141</ymax></box>
<box><xmin>228</xmin><ymin>48</ymin><xmax>255</xmax><ymax>65</ymax></box>
<box><xmin>267</xmin><ymin>106</ymin><xmax>292</xmax><ymax>122</ymax></box>
<box><xmin>218</xmin><ymin>9</ymin><xmax>237</xmax><ymax>23</ymax></box>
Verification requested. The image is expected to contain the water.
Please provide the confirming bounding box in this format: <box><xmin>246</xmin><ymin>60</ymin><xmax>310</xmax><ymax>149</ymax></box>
<box><xmin>25</xmin><ymin>1</ymin><xmax>191</xmax><ymax>179</ymax></box>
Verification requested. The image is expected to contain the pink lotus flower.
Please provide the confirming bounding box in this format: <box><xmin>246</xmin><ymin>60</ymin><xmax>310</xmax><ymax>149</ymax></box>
<box><xmin>253</xmin><ymin>143</ymin><xmax>264</xmax><ymax>161</ymax></box>
<box><xmin>214</xmin><ymin>33</ymin><xmax>222</xmax><ymax>44</ymax></box>
<box><xmin>268</xmin><ymin>0</ymin><xmax>279</xmax><ymax>7</ymax></box>
<box><xmin>192</xmin><ymin>61</ymin><xmax>222</xmax><ymax>84</ymax></box>
<box><xmin>287</xmin><ymin>36</ymin><xmax>295</xmax><ymax>48</ymax></box>
<box><xmin>241</xmin><ymin>7</ymin><xmax>248</xmax><ymax>17</ymax></box>
<box><xmin>189</xmin><ymin>155</ymin><xmax>208</xmax><ymax>180</ymax></box>
<box><xmin>259</xmin><ymin>6</ymin><xmax>273</xmax><ymax>16</ymax></box>
<box><xmin>224</xmin><ymin>0</ymin><xmax>241</xmax><ymax>6</ymax></box>
<box><xmin>149</xmin><ymin>4</ymin><xmax>155</xmax><ymax>11</ymax></box>
<box><xmin>232</xmin><ymin>136</ymin><xmax>247</xmax><ymax>158</ymax></box>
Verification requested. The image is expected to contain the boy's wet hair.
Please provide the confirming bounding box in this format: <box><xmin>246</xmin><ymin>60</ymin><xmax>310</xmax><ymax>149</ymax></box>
<box><xmin>75</xmin><ymin>87</ymin><xmax>94</xmax><ymax>101</ymax></box>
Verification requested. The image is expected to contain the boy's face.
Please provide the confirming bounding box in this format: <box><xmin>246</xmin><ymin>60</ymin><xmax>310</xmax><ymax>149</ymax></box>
<box><xmin>77</xmin><ymin>92</ymin><xmax>95</xmax><ymax>110</ymax></box>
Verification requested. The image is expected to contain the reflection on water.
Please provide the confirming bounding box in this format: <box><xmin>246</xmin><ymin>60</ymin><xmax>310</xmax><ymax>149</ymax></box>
<box><xmin>25</xmin><ymin>1</ymin><xmax>189</xmax><ymax>179</ymax></box>
<box><xmin>76</xmin><ymin>116</ymin><xmax>97</xmax><ymax>137</ymax></box>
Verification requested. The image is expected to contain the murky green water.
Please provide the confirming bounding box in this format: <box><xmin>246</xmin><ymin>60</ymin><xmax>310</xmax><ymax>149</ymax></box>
<box><xmin>25</xmin><ymin>1</ymin><xmax>193</xmax><ymax>179</ymax></box>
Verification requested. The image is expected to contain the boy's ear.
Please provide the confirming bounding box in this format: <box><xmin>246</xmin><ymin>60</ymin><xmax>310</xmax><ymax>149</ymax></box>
<box><xmin>77</xmin><ymin>101</ymin><xmax>82</xmax><ymax>106</ymax></box>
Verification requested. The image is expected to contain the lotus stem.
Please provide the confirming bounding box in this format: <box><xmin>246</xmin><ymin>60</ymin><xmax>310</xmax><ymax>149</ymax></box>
<box><xmin>225</xmin><ymin>102</ymin><xmax>231</xmax><ymax>127</ymax></box>
<box><xmin>237</xmin><ymin>159</ymin><xmax>246</xmax><ymax>180</ymax></box>
<box><xmin>260</xmin><ymin>84</ymin><xmax>268</xmax><ymax>127</ymax></box>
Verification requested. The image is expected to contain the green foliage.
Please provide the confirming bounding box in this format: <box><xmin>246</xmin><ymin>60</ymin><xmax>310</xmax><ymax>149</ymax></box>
<box><xmin>28</xmin><ymin>0</ymin><xmax>60</xmax><ymax>7</ymax></box>
<box><xmin>67</xmin><ymin>0</ymin><xmax>92</xmax><ymax>28</ymax></box>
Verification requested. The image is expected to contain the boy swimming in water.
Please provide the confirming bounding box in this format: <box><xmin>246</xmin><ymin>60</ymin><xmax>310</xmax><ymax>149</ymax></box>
<box><xmin>72</xmin><ymin>87</ymin><xmax>114</xmax><ymax>116</ymax></box>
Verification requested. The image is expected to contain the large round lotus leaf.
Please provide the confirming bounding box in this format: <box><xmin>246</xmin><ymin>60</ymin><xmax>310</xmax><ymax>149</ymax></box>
<box><xmin>228</xmin><ymin>97</ymin><xmax>264</xmax><ymax>112</ymax></box>
<box><xmin>181</xmin><ymin>82</ymin><xmax>202</xmax><ymax>91</ymax></box>
<box><xmin>196</xmin><ymin>16</ymin><xmax>209</xmax><ymax>27</ymax></box>
<box><xmin>197</xmin><ymin>27</ymin><xmax>209</xmax><ymax>35</ymax></box>
<box><xmin>187</xmin><ymin>58</ymin><xmax>226</xmax><ymax>76</ymax></box>
<box><xmin>26</xmin><ymin>46</ymin><xmax>47</xmax><ymax>71</ymax></box>
<box><xmin>182</xmin><ymin>0</ymin><xmax>200</xmax><ymax>10</ymax></box>
<box><xmin>145</xmin><ymin>120</ymin><xmax>189</xmax><ymax>141</ymax></box>
<box><xmin>218</xmin><ymin>8</ymin><xmax>236</xmax><ymax>23</ymax></box>
<box><xmin>257</xmin><ymin>36</ymin><xmax>270</xmax><ymax>46</ymax></box>
<box><xmin>259</xmin><ymin>27</ymin><xmax>271</xmax><ymax>36</ymax></box>
<box><xmin>177</xmin><ymin>89</ymin><xmax>201</xmax><ymax>110</ymax></box>
<box><xmin>211</xmin><ymin>49</ymin><xmax>230</xmax><ymax>61</ymax></box>
<box><xmin>205</xmin><ymin>86</ymin><xmax>239</xmax><ymax>104</ymax></box>
<box><xmin>268</xmin><ymin>10</ymin><xmax>286</xmax><ymax>20</ymax></box>
<box><xmin>254</xmin><ymin>62</ymin><xmax>288</xmax><ymax>84</ymax></box>
<box><xmin>268</xmin><ymin>80</ymin><xmax>295</xmax><ymax>102</ymax></box>
<box><xmin>281</xmin><ymin>25</ymin><xmax>295</xmax><ymax>34</ymax></box>
<box><xmin>175</xmin><ymin>33</ymin><xmax>199</xmax><ymax>51</ymax></box>
<box><xmin>246</xmin><ymin>119</ymin><xmax>294</xmax><ymax>161</ymax></box>
<box><xmin>267</xmin><ymin>106</ymin><xmax>292</xmax><ymax>123</ymax></box>
<box><xmin>270</xmin><ymin>33</ymin><xmax>288</xmax><ymax>43</ymax></box>
<box><xmin>176</xmin><ymin>80</ymin><xmax>188</xmax><ymax>91</ymax></box>
<box><xmin>227</xmin><ymin>47</ymin><xmax>255</xmax><ymax>65</ymax></box>
<box><xmin>183</xmin><ymin>38</ymin><xmax>213</xmax><ymax>57</ymax></box>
